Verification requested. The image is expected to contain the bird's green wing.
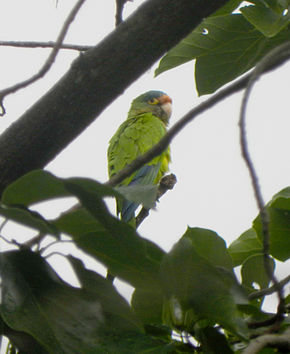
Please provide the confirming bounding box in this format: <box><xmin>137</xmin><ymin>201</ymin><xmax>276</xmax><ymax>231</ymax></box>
<box><xmin>108</xmin><ymin>112</ymin><xmax>170</xmax><ymax>221</ymax></box>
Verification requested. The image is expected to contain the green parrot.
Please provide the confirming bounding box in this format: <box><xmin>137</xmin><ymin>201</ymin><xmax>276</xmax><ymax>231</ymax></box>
<box><xmin>107</xmin><ymin>90</ymin><xmax>172</xmax><ymax>223</ymax></box>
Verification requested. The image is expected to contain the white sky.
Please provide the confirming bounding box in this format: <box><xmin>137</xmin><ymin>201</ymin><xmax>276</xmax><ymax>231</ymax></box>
<box><xmin>0</xmin><ymin>0</ymin><xmax>290</xmax><ymax>317</ymax></box>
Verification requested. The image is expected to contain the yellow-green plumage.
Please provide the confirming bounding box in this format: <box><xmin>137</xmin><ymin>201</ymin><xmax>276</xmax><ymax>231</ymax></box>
<box><xmin>107</xmin><ymin>90</ymin><xmax>172</xmax><ymax>222</ymax></box>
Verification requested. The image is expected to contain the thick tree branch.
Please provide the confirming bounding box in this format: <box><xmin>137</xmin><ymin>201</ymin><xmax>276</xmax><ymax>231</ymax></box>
<box><xmin>0</xmin><ymin>0</ymin><xmax>230</xmax><ymax>195</ymax></box>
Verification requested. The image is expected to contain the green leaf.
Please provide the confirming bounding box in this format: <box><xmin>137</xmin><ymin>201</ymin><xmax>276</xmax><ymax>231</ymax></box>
<box><xmin>241</xmin><ymin>2</ymin><xmax>290</xmax><ymax>37</ymax></box>
<box><xmin>160</xmin><ymin>227</ymin><xmax>248</xmax><ymax>339</ymax></box>
<box><xmin>1</xmin><ymin>170</ymin><xmax>68</xmax><ymax>206</ymax></box>
<box><xmin>181</xmin><ymin>227</ymin><xmax>234</xmax><ymax>270</ymax></box>
<box><xmin>241</xmin><ymin>254</ymin><xmax>275</xmax><ymax>289</ymax></box>
<box><xmin>270</xmin><ymin>186</ymin><xmax>290</xmax><ymax>209</ymax></box>
<box><xmin>228</xmin><ymin>228</ymin><xmax>263</xmax><ymax>267</ymax></box>
<box><xmin>67</xmin><ymin>255</ymin><xmax>142</xmax><ymax>331</ymax></box>
<box><xmin>195</xmin><ymin>326</ymin><xmax>233</xmax><ymax>354</ymax></box>
<box><xmin>52</xmin><ymin>206</ymin><xmax>101</xmax><ymax>237</ymax></box>
<box><xmin>155</xmin><ymin>14</ymin><xmax>290</xmax><ymax>95</ymax></box>
<box><xmin>116</xmin><ymin>184</ymin><xmax>158</xmax><ymax>209</ymax></box>
<box><xmin>0</xmin><ymin>205</ymin><xmax>58</xmax><ymax>236</ymax></box>
<box><xmin>131</xmin><ymin>288</ymin><xmax>164</xmax><ymax>325</ymax></box>
<box><xmin>0</xmin><ymin>250</ymin><xmax>102</xmax><ymax>353</ymax></box>
<box><xmin>253</xmin><ymin>189</ymin><xmax>290</xmax><ymax>261</ymax></box>
<box><xmin>1</xmin><ymin>250</ymin><xmax>157</xmax><ymax>354</ymax></box>
<box><xmin>2</xmin><ymin>170</ymin><xmax>121</xmax><ymax>207</ymax></box>
<box><xmin>60</xmin><ymin>179</ymin><xmax>165</xmax><ymax>289</ymax></box>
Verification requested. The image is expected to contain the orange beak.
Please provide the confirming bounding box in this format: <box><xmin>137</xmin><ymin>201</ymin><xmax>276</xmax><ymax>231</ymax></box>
<box><xmin>159</xmin><ymin>94</ymin><xmax>172</xmax><ymax>104</ymax></box>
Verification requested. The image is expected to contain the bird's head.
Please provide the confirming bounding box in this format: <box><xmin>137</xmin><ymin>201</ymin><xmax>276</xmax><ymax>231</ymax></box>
<box><xmin>127</xmin><ymin>90</ymin><xmax>172</xmax><ymax>125</ymax></box>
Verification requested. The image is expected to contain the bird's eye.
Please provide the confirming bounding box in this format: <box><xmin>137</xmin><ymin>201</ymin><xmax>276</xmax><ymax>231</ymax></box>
<box><xmin>148</xmin><ymin>98</ymin><xmax>159</xmax><ymax>105</ymax></box>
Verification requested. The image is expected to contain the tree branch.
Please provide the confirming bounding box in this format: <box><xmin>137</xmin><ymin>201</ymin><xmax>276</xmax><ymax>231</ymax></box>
<box><xmin>0</xmin><ymin>40</ymin><xmax>92</xmax><ymax>51</ymax></box>
<box><xmin>239</xmin><ymin>41</ymin><xmax>290</xmax><ymax>327</ymax></box>
<box><xmin>242</xmin><ymin>328</ymin><xmax>290</xmax><ymax>354</ymax></box>
<box><xmin>0</xmin><ymin>0</ymin><xmax>87</xmax><ymax>116</ymax></box>
<box><xmin>249</xmin><ymin>274</ymin><xmax>290</xmax><ymax>301</ymax></box>
<box><xmin>115</xmin><ymin>0</ymin><xmax>132</xmax><ymax>26</ymax></box>
<box><xmin>0</xmin><ymin>0</ymin><xmax>230</xmax><ymax>195</ymax></box>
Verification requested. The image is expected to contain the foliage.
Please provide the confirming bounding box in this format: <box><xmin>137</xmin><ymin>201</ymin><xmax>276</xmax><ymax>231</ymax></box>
<box><xmin>1</xmin><ymin>1</ymin><xmax>290</xmax><ymax>353</ymax></box>
<box><xmin>155</xmin><ymin>0</ymin><xmax>290</xmax><ymax>95</ymax></box>
<box><xmin>0</xmin><ymin>168</ymin><xmax>289</xmax><ymax>353</ymax></box>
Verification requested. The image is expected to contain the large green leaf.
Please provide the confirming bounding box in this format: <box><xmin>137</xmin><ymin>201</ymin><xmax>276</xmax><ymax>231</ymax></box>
<box><xmin>131</xmin><ymin>288</ymin><xmax>164</xmax><ymax>326</ymax></box>
<box><xmin>57</xmin><ymin>179</ymin><xmax>165</xmax><ymax>289</ymax></box>
<box><xmin>160</xmin><ymin>227</ymin><xmax>248</xmax><ymax>339</ymax></box>
<box><xmin>155</xmin><ymin>14</ymin><xmax>290</xmax><ymax>95</ymax></box>
<box><xmin>2</xmin><ymin>170</ymin><xmax>121</xmax><ymax>207</ymax></box>
<box><xmin>1</xmin><ymin>250</ymin><xmax>125</xmax><ymax>353</ymax></box>
<box><xmin>67</xmin><ymin>255</ymin><xmax>142</xmax><ymax>331</ymax></box>
<box><xmin>241</xmin><ymin>253</ymin><xmax>275</xmax><ymax>289</ymax></box>
<box><xmin>228</xmin><ymin>228</ymin><xmax>263</xmax><ymax>267</ymax></box>
<box><xmin>116</xmin><ymin>184</ymin><xmax>158</xmax><ymax>210</ymax></box>
<box><xmin>194</xmin><ymin>326</ymin><xmax>233</xmax><ymax>354</ymax></box>
<box><xmin>0</xmin><ymin>205</ymin><xmax>58</xmax><ymax>236</ymax></box>
<box><xmin>241</xmin><ymin>2</ymin><xmax>290</xmax><ymax>37</ymax></box>
<box><xmin>1</xmin><ymin>170</ymin><xmax>69</xmax><ymax>206</ymax></box>
<box><xmin>1</xmin><ymin>250</ymin><xmax>179</xmax><ymax>353</ymax></box>
<box><xmin>253</xmin><ymin>188</ymin><xmax>290</xmax><ymax>261</ymax></box>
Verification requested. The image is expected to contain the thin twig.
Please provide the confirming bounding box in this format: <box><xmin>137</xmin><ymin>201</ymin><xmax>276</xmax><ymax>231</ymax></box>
<box><xmin>0</xmin><ymin>0</ymin><xmax>87</xmax><ymax>116</ymax></box>
<box><xmin>239</xmin><ymin>42</ymin><xmax>290</xmax><ymax>327</ymax></box>
<box><xmin>0</xmin><ymin>40</ymin><xmax>92</xmax><ymax>51</ymax></box>
<box><xmin>40</xmin><ymin>239</ymin><xmax>72</xmax><ymax>255</ymax></box>
<box><xmin>249</xmin><ymin>274</ymin><xmax>290</xmax><ymax>300</ymax></box>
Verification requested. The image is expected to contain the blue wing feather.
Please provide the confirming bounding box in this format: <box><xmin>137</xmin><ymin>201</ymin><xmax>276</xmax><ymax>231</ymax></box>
<box><xmin>121</xmin><ymin>163</ymin><xmax>160</xmax><ymax>222</ymax></box>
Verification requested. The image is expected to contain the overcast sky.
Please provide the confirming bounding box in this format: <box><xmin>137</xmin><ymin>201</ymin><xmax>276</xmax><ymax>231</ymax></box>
<box><xmin>0</xmin><ymin>0</ymin><xmax>290</xmax><ymax>314</ymax></box>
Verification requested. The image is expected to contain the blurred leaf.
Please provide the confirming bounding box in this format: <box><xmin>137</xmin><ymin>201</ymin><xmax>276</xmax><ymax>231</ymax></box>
<box><xmin>1</xmin><ymin>170</ymin><xmax>68</xmax><ymax>206</ymax></box>
<box><xmin>228</xmin><ymin>228</ymin><xmax>263</xmax><ymax>266</ymax></box>
<box><xmin>2</xmin><ymin>170</ymin><xmax>120</xmax><ymax>207</ymax></box>
<box><xmin>160</xmin><ymin>227</ymin><xmax>248</xmax><ymax>339</ymax></box>
<box><xmin>60</xmin><ymin>179</ymin><xmax>165</xmax><ymax>289</ymax></box>
<box><xmin>0</xmin><ymin>250</ymin><xmax>103</xmax><ymax>353</ymax></box>
<box><xmin>52</xmin><ymin>206</ymin><xmax>100</xmax><ymax>237</ymax></box>
<box><xmin>131</xmin><ymin>288</ymin><xmax>164</xmax><ymax>325</ymax></box>
<box><xmin>195</xmin><ymin>326</ymin><xmax>233</xmax><ymax>354</ymax></box>
<box><xmin>181</xmin><ymin>227</ymin><xmax>233</xmax><ymax>270</ymax></box>
<box><xmin>0</xmin><ymin>250</ymin><xmax>159</xmax><ymax>354</ymax></box>
<box><xmin>241</xmin><ymin>2</ymin><xmax>290</xmax><ymax>37</ymax></box>
<box><xmin>155</xmin><ymin>14</ymin><xmax>290</xmax><ymax>95</ymax></box>
<box><xmin>116</xmin><ymin>184</ymin><xmax>157</xmax><ymax>209</ymax></box>
<box><xmin>253</xmin><ymin>189</ymin><xmax>290</xmax><ymax>261</ymax></box>
<box><xmin>67</xmin><ymin>255</ymin><xmax>142</xmax><ymax>330</ymax></box>
<box><xmin>241</xmin><ymin>254</ymin><xmax>275</xmax><ymax>289</ymax></box>
<box><xmin>0</xmin><ymin>205</ymin><xmax>58</xmax><ymax>236</ymax></box>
